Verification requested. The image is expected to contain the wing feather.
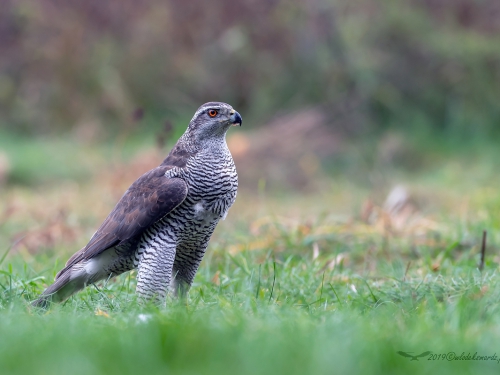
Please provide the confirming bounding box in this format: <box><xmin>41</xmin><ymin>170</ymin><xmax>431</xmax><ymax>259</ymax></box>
<box><xmin>56</xmin><ymin>166</ymin><xmax>187</xmax><ymax>279</ymax></box>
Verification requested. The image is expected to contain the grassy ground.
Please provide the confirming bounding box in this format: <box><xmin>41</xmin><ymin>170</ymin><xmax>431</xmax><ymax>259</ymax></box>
<box><xmin>1</xmin><ymin>135</ymin><xmax>500</xmax><ymax>375</ymax></box>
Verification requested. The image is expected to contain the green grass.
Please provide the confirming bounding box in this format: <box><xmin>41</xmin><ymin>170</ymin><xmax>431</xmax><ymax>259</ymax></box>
<box><xmin>2</xmin><ymin>136</ymin><xmax>500</xmax><ymax>374</ymax></box>
<box><xmin>2</xmin><ymin>247</ymin><xmax>500</xmax><ymax>375</ymax></box>
<box><xmin>3</xmin><ymin>219</ymin><xmax>500</xmax><ymax>374</ymax></box>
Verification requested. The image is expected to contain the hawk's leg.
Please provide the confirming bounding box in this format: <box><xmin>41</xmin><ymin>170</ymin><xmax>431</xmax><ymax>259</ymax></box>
<box><xmin>171</xmin><ymin>242</ymin><xmax>209</xmax><ymax>297</ymax></box>
<box><xmin>136</xmin><ymin>233</ymin><xmax>177</xmax><ymax>305</ymax></box>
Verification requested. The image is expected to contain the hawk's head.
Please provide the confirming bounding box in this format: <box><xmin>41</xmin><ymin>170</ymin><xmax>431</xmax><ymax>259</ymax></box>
<box><xmin>187</xmin><ymin>102</ymin><xmax>242</xmax><ymax>141</ymax></box>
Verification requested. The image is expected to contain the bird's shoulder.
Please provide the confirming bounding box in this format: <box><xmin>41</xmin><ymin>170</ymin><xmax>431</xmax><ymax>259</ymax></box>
<box><xmin>89</xmin><ymin>163</ymin><xmax>189</xmax><ymax>248</ymax></box>
<box><xmin>57</xmin><ymin>165</ymin><xmax>188</xmax><ymax>277</ymax></box>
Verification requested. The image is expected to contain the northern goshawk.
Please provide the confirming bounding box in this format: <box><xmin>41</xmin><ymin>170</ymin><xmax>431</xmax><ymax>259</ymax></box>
<box><xmin>33</xmin><ymin>102</ymin><xmax>242</xmax><ymax>307</ymax></box>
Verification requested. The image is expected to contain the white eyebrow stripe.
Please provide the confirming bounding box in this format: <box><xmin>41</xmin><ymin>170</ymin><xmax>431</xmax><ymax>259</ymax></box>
<box><xmin>191</xmin><ymin>104</ymin><xmax>228</xmax><ymax>121</ymax></box>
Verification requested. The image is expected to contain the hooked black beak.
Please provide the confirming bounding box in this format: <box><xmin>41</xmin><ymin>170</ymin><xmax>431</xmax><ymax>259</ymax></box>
<box><xmin>230</xmin><ymin>111</ymin><xmax>242</xmax><ymax>126</ymax></box>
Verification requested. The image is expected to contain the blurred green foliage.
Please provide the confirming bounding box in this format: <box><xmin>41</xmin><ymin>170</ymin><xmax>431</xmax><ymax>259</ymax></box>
<box><xmin>1</xmin><ymin>0</ymin><xmax>499</xmax><ymax>139</ymax></box>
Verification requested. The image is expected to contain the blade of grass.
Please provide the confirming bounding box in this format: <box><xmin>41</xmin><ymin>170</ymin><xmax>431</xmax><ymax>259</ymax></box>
<box><xmin>255</xmin><ymin>264</ymin><xmax>261</xmax><ymax>299</ymax></box>
<box><xmin>0</xmin><ymin>237</ymin><xmax>24</xmax><ymax>267</ymax></box>
<box><xmin>268</xmin><ymin>261</ymin><xmax>276</xmax><ymax>303</ymax></box>
<box><xmin>329</xmin><ymin>283</ymin><xmax>343</xmax><ymax>306</ymax></box>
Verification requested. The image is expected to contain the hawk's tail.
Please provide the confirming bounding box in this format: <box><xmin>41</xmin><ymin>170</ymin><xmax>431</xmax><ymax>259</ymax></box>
<box><xmin>31</xmin><ymin>266</ymin><xmax>88</xmax><ymax>308</ymax></box>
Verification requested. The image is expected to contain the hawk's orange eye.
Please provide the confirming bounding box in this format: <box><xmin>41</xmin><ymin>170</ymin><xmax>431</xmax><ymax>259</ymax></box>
<box><xmin>208</xmin><ymin>109</ymin><xmax>218</xmax><ymax>117</ymax></box>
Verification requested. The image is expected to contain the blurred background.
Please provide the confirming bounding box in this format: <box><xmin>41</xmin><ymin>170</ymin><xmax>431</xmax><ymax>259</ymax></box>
<box><xmin>1</xmin><ymin>0</ymin><xmax>500</xmax><ymax>256</ymax></box>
